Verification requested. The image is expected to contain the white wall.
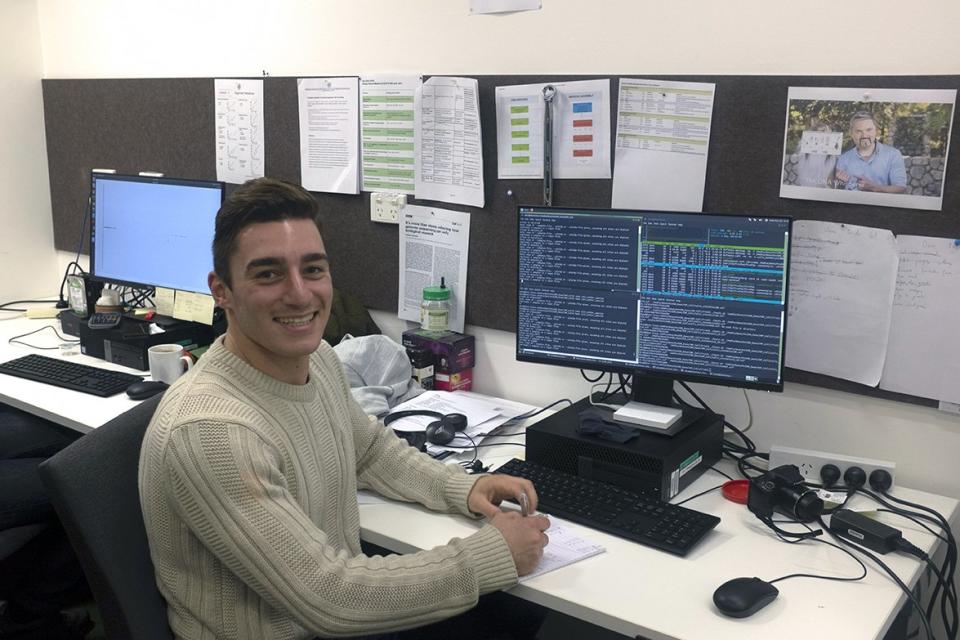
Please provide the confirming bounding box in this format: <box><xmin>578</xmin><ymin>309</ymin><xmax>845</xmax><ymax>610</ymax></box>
<box><xmin>35</xmin><ymin>0</ymin><xmax>960</xmax><ymax>499</ymax></box>
<box><xmin>0</xmin><ymin>0</ymin><xmax>58</xmax><ymax>303</ymax></box>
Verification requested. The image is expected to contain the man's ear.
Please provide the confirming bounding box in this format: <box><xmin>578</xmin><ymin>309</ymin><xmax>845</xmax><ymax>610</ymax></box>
<box><xmin>208</xmin><ymin>271</ymin><xmax>231</xmax><ymax>309</ymax></box>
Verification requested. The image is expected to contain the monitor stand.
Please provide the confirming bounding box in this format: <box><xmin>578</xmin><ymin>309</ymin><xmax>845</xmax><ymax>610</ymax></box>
<box><xmin>612</xmin><ymin>375</ymin><xmax>688</xmax><ymax>436</ymax></box>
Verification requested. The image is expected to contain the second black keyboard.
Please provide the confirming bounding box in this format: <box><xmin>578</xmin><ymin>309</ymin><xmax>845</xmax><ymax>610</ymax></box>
<box><xmin>0</xmin><ymin>353</ymin><xmax>142</xmax><ymax>397</ymax></box>
<box><xmin>495</xmin><ymin>458</ymin><xmax>720</xmax><ymax>556</ymax></box>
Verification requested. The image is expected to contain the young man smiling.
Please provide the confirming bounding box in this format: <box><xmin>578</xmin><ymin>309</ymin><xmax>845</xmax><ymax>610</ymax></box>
<box><xmin>138</xmin><ymin>178</ymin><xmax>550</xmax><ymax>640</ymax></box>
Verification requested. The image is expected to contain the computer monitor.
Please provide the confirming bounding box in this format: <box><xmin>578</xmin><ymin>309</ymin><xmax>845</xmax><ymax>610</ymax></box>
<box><xmin>90</xmin><ymin>173</ymin><xmax>225</xmax><ymax>295</ymax></box>
<box><xmin>517</xmin><ymin>206</ymin><xmax>791</xmax><ymax>426</ymax></box>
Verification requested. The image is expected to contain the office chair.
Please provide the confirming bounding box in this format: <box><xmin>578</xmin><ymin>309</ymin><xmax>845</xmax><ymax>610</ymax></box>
<box><xmin>0</xmin><ymin>523</ymin><xmax>46</xmax><ymax>561</ymax></box>
<box><xmin>38</xmin><ymin>395</ymin><xmax>172</xmax><ymax>640</ymax></box>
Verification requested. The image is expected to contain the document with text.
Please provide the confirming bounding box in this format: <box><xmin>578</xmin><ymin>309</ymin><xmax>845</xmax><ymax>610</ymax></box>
<box><xmin>415</xmin><ymin>76</ymin><xmax>485</xmax><ymax>207</ymax></box>
<box><xmin>880</xmin><ymin>236</ymin><xmax>960</xmax><ymax>402</ymax></box>
<box><xmin>495</xmin><ymin>79</ymin><xmax>611</xmax><ymax>180</ymax></box>
<box><xmin>785</xmin><ymin>221</ymin><xmax>897</xmax><ymax>386</ymax></box>
<box><xmin>215</xmin><ymin>79</ymin><xmax>265</xmax><ymax>184</ymax></box>
<box><xmin>611</xmin><ymin>78</ymin><xmax>715</xmax><ymax>211</ymax></box>
<box><xmin>398</xmin><ymin>205</ymin><xmax>470</xmax><ymax>332</ymax></box>
<box><xmin>520</xmin><ymin>523</ymin><xmax>605</xmax><ymax>582</ymax></box>
<box><xmin>361</xmin><ymin>74</ymin><xmax>420</xmax><ymax>194</ymax></box>
<box><xmin>785</xmin><ymin>221</ymin><xmax>960</xmax><ymax>402</ymax></box>
<box><xmin>297</xmin><ymin>77</ymin><xmax>359</xmax><ymax>194</ymax></box>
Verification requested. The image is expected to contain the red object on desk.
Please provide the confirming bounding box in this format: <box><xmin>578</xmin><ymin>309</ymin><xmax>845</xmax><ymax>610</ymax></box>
<box><xmin>722</xmin><ymin>479</ymin><xmax>750</xmax><ymax>504</ymax></box>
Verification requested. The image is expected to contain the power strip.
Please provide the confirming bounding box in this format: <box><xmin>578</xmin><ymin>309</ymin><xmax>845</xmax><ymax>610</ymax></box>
<box><xmin>769</xmin><ymin>445</ymin><xmax>896</xmax><ymax>490</ymax></box>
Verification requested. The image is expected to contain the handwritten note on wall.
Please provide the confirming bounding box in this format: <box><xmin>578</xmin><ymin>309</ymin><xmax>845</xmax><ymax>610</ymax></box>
<box><xmin>786</xmin><ymin>222</ymin><xmax>960</xmax><ymax>402</ymax></box>
<box><xmin>880</xmin><ymin>236</ymin><xmax>960</xmax><ymax>403</ymax></box>
<box><xmin>786</xmin><ymin>221</ymin><xmax>897</xmax><ymax>386</ymax></box>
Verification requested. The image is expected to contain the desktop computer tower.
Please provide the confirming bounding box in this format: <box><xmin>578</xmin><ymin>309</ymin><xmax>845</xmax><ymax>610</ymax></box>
<box><xmin>525</xmin><ymin>398</ymin><xmax>723</xmax><ymax>501</ymax></box>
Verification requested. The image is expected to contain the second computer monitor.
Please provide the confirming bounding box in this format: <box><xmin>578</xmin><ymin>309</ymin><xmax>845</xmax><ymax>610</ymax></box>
<box><xmin>517</xmin><ymin>206</ymin><xmax>791</xmax><ymax>400</ymax></box>
<box><xmin>90</xmin><ymin>173</ymin><xmax>225</xmax><ymax>295</ymax></box>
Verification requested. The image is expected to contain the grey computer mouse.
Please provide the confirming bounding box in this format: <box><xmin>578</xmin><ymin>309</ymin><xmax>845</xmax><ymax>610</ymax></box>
<box><xmin>126</xmin><ymin>380</ymin><xmax>169</xmax><ymax>400</ymax></box>
<box><xmin>712</xmin><ymin>577</ymin><xmax>779</xmax><ymax>618</ymax></box>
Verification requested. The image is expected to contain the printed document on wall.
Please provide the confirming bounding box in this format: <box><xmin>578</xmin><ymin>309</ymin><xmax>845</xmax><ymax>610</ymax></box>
<box><xmin>785</xmin><ymin>221</ymin><xmax>897</xmax><ymax>386</ymax></box>
<box><xmin>215</xmin><ymin>79</ymin><xmax>265</xmax><ymax>184</ymax></box>
<box><xmin>297</xmin><ymin>77</ymin><xmax>359</xmax><ymax>194</ymax></box>
<box><xmin>611</xmin><ymin>78</ymin><xmax>715</xmax><ymax>211</ymax></box>
<box><xmin>360</xmin><ymin>75</ymin><xmax>420</xmax><ymax>194</ymax></box>
<box><xmin>495</xmin><ymin>85</ymin><xmax>545</xmax><ymax>178</ymax></box>
<box><xmin>495</xmin><ymin>79</ymin><xmax>610</xmax><ymax>179</ymax></box>
<box><xmin>398</xmin><ymin>205</ymin><xmax>470</xmax><ymax>332</ymax></box>
<box><xmin>880</xmin><ymin>236</ymin><xmax>960</xmax><ymax>403</ymax></box>
<box><xmin>415</xmin><ymin>77</ymin><xmax>484</xmax><ymax>207</ymax></box>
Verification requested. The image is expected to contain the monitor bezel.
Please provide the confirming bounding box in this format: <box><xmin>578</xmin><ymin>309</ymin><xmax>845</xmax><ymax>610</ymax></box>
<box><xmin>88</xmin><ymin>172</ymin><xmax>225</xmax><ymax>295</ymax></box>
<box><xmin>515</xmin><ymin>205</ymin><xmax>792</xmax><ymax>394</ymax></box>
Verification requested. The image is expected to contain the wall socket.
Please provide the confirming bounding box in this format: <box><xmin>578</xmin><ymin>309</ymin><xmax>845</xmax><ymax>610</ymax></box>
<box><xmin>370</xmin><ymin>192</ymin><xmax>405</xmax><ymax>224</ymax></box>
<box><xmin>769</xmin><ymin>445</ymin><xmax>896</xmax><ymax>490</ymax></box>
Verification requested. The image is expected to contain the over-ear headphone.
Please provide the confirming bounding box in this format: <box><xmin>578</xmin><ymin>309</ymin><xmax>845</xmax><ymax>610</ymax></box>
<box><xmin>383</xmin><ymin>410</ymin><xmax>468</xmax><ymax>446</ymax></box>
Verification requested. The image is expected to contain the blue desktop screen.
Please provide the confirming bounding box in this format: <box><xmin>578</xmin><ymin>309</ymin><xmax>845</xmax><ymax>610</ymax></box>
<box><xmin>90</xmin><ymin>174</ymin><xmax>224</xmax><ymax>294</ymax></box>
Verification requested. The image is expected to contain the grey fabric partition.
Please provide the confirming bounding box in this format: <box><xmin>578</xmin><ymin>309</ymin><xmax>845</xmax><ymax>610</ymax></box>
<box><xmin>42</xmin><ymin>75</ymin><xmax>960</xmax><ymax>407</ymax></box>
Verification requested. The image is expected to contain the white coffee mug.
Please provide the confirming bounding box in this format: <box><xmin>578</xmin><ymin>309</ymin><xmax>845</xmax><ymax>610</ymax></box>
<box><xmin>148</xmin><ymin>344</ymin><xmax>194</xmax><ymax>384</ymax></box>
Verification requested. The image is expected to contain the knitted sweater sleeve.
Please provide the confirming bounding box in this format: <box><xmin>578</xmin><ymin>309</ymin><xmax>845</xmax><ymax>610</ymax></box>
<box><xmin>162</xmin><ymin>420</ymin><xmax>517</xmax><ymax>637</ymax></box>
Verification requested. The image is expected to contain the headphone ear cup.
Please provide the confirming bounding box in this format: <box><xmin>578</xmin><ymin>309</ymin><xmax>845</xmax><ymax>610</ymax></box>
<box><xmin>443</xmin><ymin>413</ymin><xmax>468</xmax><ymax>433</ymax></box>
<box><xmin>425</xmin><ymin>420</ymin><xmax>455</xmax><ymax>446</ymax></box>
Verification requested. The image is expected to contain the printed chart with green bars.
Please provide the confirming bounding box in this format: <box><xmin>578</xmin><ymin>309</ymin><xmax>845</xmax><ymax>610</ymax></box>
<box><xmin>361</xmin><ymin>78</ymin><xmax>417</xmax><ymax>193</ymax></box>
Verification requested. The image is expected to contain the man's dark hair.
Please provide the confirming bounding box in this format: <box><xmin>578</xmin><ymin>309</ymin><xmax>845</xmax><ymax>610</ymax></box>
<box><xmin>212</xmin><ymin>178</ymin><xmax>322</xmax><ymax>287</ymax></box>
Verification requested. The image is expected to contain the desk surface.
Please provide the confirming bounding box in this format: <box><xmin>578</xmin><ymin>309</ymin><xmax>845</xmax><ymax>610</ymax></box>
<box><xmin>1</xmin><ymin>313</ymin><xmax>956</xmax><ymax>640</ymax></box>
<box><xmin>360</xmin><ymin>451</ymin><xmax>958</xmax><ymax>640</ymax></box>
<box><xmin>0</xmin><ymin>315</ymin><xmax>145</xmax><ymax>432</ymax></box>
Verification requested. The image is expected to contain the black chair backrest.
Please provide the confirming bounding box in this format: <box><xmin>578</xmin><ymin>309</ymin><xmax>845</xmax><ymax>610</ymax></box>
<box><xmin>39</xmin><ymin>395</ymin><xmax>172</xmax><ymax>640</ymax></box>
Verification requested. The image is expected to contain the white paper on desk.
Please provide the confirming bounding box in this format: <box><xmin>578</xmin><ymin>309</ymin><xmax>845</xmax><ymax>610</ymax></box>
<box><xmin>785</xmin><ymin>221</ymin><xmax>897</xmax><ymax>386</ymax></box>
<box><xmin>387</xmin><ymin>390</ymin><xmax>499</xmax><ymax>432</ymax></box>
<box><xmin>298</xmin><ymin>77</ymin><xmax>359</xmax><ymax>194</ymax></box>
<box><xmin>495</xmin><ymin>79</ymin><xmax>611</xmax><ymax>180</ymax></box>
<box><xmin>520</xmin><ymin>524</ymin><xmax>605</xmax><ymax>582</ymax></box>
<box><xmin>611</xmin><ymin>78</ymin><xmax>715</xmax><ymax>212</ymax></box>
<box><xmin>215</xmin><ymin>79</ymin><xmax>264</xmax><ymax>184</ymax></box>
<box><xmin>880</xmin><ymin>236</ymin><xmax>960</xmax><ymax>402</ymax></box>
<box><xmin>360</xmin><ymin>74</ymin><xmax>420</xmax><ymax>194</ymax></box>
<box><xmin>398</xmin><ymin>204</ymin><xmax>470</xmax><ymax>332</ymax></box>
<box><xmin>415</xmin><ymin>77</ymin><xmax>484</xmax><ymax>207</ymax></box>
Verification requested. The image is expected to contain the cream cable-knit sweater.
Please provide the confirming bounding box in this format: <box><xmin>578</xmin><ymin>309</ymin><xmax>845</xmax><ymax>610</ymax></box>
<box><xmin>138</xmin><ymin>337</ymin><xmax>517</xmax><ymax>640</ymax></box>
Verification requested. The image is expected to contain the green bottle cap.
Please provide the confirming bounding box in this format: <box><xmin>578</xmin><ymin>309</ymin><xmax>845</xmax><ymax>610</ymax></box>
<box><xmin>422</xmin><ymin>286</ymin><xmax>451</xmax><ymax>301</ymax></box>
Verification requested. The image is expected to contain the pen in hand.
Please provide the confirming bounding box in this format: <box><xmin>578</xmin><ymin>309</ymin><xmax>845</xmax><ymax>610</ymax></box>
<box><xmin>518</xmin><ymin>491</ymin><xmax>530</xmax><ymax>517</ymax></box>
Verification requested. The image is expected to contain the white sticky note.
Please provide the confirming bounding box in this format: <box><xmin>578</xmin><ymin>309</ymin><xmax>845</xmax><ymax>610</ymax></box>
<box><xmin>155</xmin><ymin>287</ymin><xmax>176</xmax><ymax>317</ymax></box>
<box><xmin>173</xmin><ymin>291</ymin><xmax>215</xmax><ymax>325</ymax></box>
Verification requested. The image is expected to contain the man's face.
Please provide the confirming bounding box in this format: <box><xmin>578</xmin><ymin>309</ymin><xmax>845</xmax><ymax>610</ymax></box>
<box><xmin>209</xmin><ymin>218</ymin><xmax>333</xmax><ymax>374</ymax></box>
<box><xmin>850</xmin><ymin>117</ymin><xmax>877</xmax><ymax>152</ymax></box>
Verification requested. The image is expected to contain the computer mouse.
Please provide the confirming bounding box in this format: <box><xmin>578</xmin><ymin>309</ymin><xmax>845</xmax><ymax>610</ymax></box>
<box><xmin>425</xmin><ymin>420</ymin><xmax>456</xmax><ymax>446</ymax></box>
<box><xmin>712</xmin><ymin>577</ymin><xmax>779</xmax><ymax>618</ymax></box>
<box><xmin>126</xmin><ymin>380</ymin><xmax>169</xmax><ymax>400</ymax></box>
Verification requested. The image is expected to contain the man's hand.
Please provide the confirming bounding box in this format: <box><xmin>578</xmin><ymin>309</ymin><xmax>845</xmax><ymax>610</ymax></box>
<box><xmin>835</xmin><ymin>168</ymin><xmax>850</xmax><ymax>185</ymax></box>
<box><xmin>489</xmin><ymin>511</ymin><xmax>551</xmax><ymax>576</ymax></box>
<box><xmin>467</xmin><ymin>473</ymin><xmax>538</xmax><ymax>519</ymax></box>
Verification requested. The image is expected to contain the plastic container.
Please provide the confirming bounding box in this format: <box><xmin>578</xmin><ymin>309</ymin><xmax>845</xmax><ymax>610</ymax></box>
<box><xmin>420</xmin><ymin>285</ymin><xmax>451</xmax><ymax>332</ymax></box>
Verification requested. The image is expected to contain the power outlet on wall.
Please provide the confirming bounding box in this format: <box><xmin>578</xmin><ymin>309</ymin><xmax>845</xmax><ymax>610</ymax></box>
<box><xmin>370</xmin><ymin>192</ymin><xmax>405</xmax><ymax>224</ymax></box>
<box><xmin>769</xmin><ymin>445</ymin><xmax>896</xmax><ymax>490</ymax></box>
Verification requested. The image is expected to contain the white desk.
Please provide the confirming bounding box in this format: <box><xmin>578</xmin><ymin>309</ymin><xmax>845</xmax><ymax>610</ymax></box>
<box><xmin>1</xmin><ymin>313</ymin><xmax>956</xmax><ymax>639</ymax></box>
<box><xmin>0</xmin><ymin>314</ymin><xmax>145</xmax><ymax>432</ymax></box>
<box><xmin>360</xmin><ymin>444</ymin><xmax>958</xmax><ymax>640</ymax></box>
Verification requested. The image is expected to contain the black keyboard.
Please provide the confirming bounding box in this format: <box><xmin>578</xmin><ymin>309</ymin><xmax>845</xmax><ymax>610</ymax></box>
<box><xmin>0</xmin><ymin>354</ymin><xmax>142</xmax><ymax>397</ymax></box>
<box><xmin>495</xmin><ymin>458</ymin><xmax>720</xmax><ymax>556</ymax></box>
